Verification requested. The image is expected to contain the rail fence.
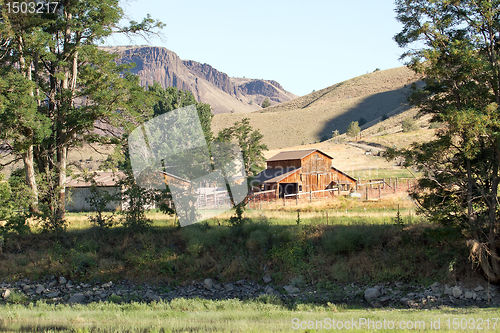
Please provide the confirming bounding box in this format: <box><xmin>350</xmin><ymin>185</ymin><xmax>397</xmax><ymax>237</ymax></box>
<box><xmin>248</xmin><ymin>177</ymin><xmax>418</xmax><ymax>208</ymax></box>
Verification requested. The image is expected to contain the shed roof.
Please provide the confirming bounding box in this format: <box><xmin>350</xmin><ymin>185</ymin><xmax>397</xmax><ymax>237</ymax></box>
<box><xmin>252</xmin><ymin>167</ymin><xmax>300</xmax><ymax>185</ymax></box>
<box><xmin>66</xmin><ymin>171</ymin><xmax>125</xmax><ymax>188</ymax></box>
<box><xmin>266</xmin><ymin>149</ymin><xmax>333</xmax><ymax>162</ymax></box>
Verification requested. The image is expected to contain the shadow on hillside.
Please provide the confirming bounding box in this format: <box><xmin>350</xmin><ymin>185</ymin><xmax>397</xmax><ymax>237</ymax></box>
<box><xmin>317</xmin><ymin>86</ymin><xmax>412</xmax><ymax>140</ymax></box>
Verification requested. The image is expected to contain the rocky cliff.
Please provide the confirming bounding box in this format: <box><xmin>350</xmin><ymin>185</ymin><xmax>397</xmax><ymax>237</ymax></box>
<box><xmin>101</xmin><ymin>46</ymin><xmax>297</xmax><ymax>114</ymax></box>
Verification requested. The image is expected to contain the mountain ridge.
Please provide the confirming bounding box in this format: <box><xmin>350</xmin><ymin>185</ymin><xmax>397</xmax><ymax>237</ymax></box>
<box><xmin>100</xmin><ymin>45</ymin><xmax>297</xmax><ymax>114</ymax></box>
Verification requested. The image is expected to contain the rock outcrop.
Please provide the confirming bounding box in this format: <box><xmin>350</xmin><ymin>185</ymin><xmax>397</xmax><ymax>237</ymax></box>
<box><xmin>100</xmin><ymin>46</ymin><xmax>297</xmax><ymax>114</ymax></box>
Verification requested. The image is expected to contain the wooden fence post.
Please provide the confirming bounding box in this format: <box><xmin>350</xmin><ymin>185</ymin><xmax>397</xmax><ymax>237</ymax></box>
<box><xmin>366</xmin><ymin>187</ymin><xmax>368</xmax><ymax>200</ymax></box>
<box><xmin>378</xmin><ymin>184</ymin><xmax>381</xmax><ymax>198</ymax></box>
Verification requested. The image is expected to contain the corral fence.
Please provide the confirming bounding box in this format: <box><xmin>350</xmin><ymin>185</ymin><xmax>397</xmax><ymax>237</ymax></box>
<box><xmin>248</xmin><ymin>177</ymin><xmax>418</xmax><ymax>208</ymax></box>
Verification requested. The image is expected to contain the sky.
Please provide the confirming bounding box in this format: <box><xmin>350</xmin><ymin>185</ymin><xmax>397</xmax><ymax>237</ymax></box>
<box><xmin>104</xmin><ymin>0</ymin><xmax>407</xmax><ymax>97</ymax></box>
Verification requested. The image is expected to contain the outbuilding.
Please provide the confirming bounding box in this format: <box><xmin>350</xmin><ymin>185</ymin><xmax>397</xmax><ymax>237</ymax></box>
<box><xmin>252</xmin><ymin>149</ymin><xmax>357</xmax><ymax>198</ymax></box>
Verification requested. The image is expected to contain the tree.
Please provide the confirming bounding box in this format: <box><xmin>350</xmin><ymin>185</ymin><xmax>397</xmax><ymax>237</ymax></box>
<box><xmin>216</xmin><ymin>118</ymin><xmax>268</xmax><ymax>177</ymax></box>
<box><xmin>392</xmin><ymin>0</ymin><xmax>500</xmax><ymax>282</ymax></box>
<box><xmin>261</xmin><ymin>98</ymin><xmax>271</xmax><ymax>109</ymax></box>
<box><xmin>0</xmin><ymin>0</ymin><xmax>164</xmax><ymax>229</ymax></box>
<box><xmin>346</xmin><ymin>121</ymin><xmax>360</xmax><ymax>139</ymax></box>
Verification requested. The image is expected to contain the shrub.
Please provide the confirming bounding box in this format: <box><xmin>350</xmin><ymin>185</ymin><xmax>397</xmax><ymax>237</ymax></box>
<box><xmin>261</xmin><ymin>98</ymin><xmax>271</xmax><ymax>108</ymax></box>
<box><xmin>402</xmin><ymin>117</ymin><xmax>418</xmax><ymax>132</ymax></box>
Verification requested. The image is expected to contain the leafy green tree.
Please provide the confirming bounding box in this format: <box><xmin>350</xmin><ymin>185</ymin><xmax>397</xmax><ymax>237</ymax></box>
<box><xmin>216</xmin><ymin>118</ymin><xmax>268</xmax><ymax>177</ymax></box>
<box><xmin>346</xmin><ymin>121</ymin><xmax>360</xmax><ymax>138</ymax></box>
<box><xmin>392</xmin><ymin>0</ymin><xmax>500</xmax><ymax>282</ymax></box>
<box><xmin>0</xmin><ymin>0</ymin><xmax>164</xmax><ymax>229</ymax></box>
<box><xmin>261</xmin><ymin>98</ymin><xmax>271</xmax><ymax>109</ymax></box>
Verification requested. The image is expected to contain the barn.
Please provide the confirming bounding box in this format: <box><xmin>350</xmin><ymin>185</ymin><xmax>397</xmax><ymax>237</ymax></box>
<box><xmin>65</xmin><ymin>172</ymin><xmax>124</xmax><ymax>212</ymax></box>
<box><xmin>252</xmin><ymin>149</ymin><xmax>357</xmax><ymax>198</ymax></box>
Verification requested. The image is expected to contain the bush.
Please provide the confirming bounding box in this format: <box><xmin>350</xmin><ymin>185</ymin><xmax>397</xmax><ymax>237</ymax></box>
<box><xmin>261</xmin><ymin>98</ymin><xmax>271</xmax><ymax>108</ymax></box>
<box><xmin>402</xmin><ymin>117</ymin><xmax>418</xmax><ymax>132</ymax></box>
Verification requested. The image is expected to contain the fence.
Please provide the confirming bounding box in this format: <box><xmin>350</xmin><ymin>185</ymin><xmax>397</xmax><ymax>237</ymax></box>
<box><xmin>247</xmin><ymin>177</ymin><xmax>418</xmax><ymax>208</ymax></box>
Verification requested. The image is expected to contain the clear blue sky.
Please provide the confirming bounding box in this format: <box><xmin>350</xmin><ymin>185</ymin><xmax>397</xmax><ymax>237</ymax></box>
<box><xmin>104</xmin><ymin>0</ymin><xmax>406</xmax><ymax>96</ymax></box>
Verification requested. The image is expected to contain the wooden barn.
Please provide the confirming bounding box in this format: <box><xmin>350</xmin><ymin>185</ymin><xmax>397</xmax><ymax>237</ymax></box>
<box><xmin>252</xmin><ymin>149</ymin><xmax>357</xmax><ymax>198</ymax></box>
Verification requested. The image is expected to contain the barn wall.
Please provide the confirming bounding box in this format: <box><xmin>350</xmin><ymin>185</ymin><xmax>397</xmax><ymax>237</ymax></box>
<box><xmin>267</xmin><ymin>159</ymin><xmax>301</xmax><ymax>169</ymax></box>
<box><xmin>66</xmin><ymin>187</ymin><xmax>121</xmax><ymax>212</ymax></box>
<box><xmin>301</xmin><ymin>152</ymin><xmax>332</xmax><ymax>174</ymax></box>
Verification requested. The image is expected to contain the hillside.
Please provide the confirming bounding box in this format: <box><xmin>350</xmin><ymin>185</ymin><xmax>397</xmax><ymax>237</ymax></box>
<box><xmin>100</xmin><ymin>46</ymin><xmax>297</xmax><ymax>114</ymax></box>
<box><xmin>212</xmin><ymin>67</ymin><xmax>421</xmax><ymax>149</ymax></box>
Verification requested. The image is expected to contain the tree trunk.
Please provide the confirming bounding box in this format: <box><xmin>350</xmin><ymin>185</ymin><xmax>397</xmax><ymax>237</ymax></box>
<box><xmin>56</xmin><ymin>145</ymin><xmax>67</xmax><ymax>220</ymax></box>
<box><xmin>22</xmin><ymin>145</ymin><xmax>39</xmax><ymax>213</ymax></box>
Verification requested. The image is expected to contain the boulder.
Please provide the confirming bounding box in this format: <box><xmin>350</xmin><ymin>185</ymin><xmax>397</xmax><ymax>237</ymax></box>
<box><xmin>35</xmin><ymin>285</ymin><xmax>45</xmax><ymax>294</ymax></box>
<box><xmin>265</xmin><ymin>286</ymin><xmax>275</xmax><ymax>294</ymax></box>
<box><xmin>203</xmin><ymin>279</ymin><xmax>213</xmax><ymax>290</ymax></box>
<box><xmin>364</xmin><ymin>287</ymin><xmax>381</xmax><ymax>302</ymax></box>
<box><xmin>283</xmin><ymin>285</ymin><xmax>299</xmax><ymax>294</ymax></box>
<box><xmin>45</xmin><ymin>292</ymin><xmax>59</xmax><ymax>298</ymax></box>
<box><xmin>224</xmin><ymin>283</ymin><xmax>234</xmax><ymax>291</ymax></box>
<box><xmin>452</xmin><ymin>287</ymin><xmax>462</xmax><ymax>298</ymax></box>
<box><xmin>262</xmin><ymin>273</ymin><xmax>272</xmax><ymax>284</ymax></box>
<box><xmin>67</xmin><ymin>293</ymin><xmax>86</xmax><ymax>304</ymax></box>
<box><xmin>101</xmin><ymin>281</ymin><xmax>113</xmax><ymax>288</ymax></box>
<box><xmin>58</xmin><ymin>276</ymin><xmax>67</xmax><ymax>285</ymax></box>
<box><xmin>2</xmin><ymin>289</ymin><xmax>11</xmax><ymax>299</ymax></box>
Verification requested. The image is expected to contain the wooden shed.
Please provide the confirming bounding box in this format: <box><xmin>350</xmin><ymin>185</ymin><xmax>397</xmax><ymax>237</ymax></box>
<box><xmin>65</xmin><ymin>172</ymin><xmax>124</xmax><ymax>212</ymax></box>
<box><xmin>252</xmin><ymin>149</ymin><xmax>356</xmax><ymax>198</ymax></box>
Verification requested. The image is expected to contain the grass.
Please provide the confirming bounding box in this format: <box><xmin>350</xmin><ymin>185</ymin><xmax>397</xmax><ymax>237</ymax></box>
<box><xmin>0</xmin><ymin>300</ymin><xmax>499</xmax><ymax>332</ymax></box>
<box><xmin>0</xmin><ymin>204</ymin><xmax>466</xmax><ymax>286</ymax></box>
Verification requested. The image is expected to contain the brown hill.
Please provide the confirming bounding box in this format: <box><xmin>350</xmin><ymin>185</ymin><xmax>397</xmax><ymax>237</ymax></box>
<box><xmin>100</xmin><ymin>46</ymin><xmax>297</xmax><ymax>114</ymax></box>
<box><xmin>212</xmin><ymin>67</ymin><xmax>421</xmax><ymax>149</ymax></box>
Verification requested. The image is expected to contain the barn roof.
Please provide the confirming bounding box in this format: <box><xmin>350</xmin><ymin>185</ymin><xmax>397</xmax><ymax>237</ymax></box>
<box><xmin>266</xmin><ymin>149</ymin><xmax>333</xmax><ymax>162</ymax></box>
<box><xmin>66</xmin><ymin>171</ymin><xmax>125</xmax><ymax>188</ymax></box>
<box><xmin>331</xmin><ymin>166</ymin><xmax>357</xmax><ymax>182</ymax></box>
<box><xmin>252</xmin><ymin>167</ymin><xmax>300</xmax><ymax>185</ymax></box>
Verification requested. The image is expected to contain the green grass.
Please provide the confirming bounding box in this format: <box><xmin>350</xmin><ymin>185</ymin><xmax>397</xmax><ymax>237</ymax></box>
<box><xmin>0</xmin><ymin>300</ymin><xmax>499</xmax><ymax>332</ymax></box>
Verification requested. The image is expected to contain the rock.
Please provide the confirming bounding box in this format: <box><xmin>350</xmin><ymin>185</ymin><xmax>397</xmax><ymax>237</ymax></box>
<box><xmin>147</xmin><ymin>294</ymin><xmax>161</xmax><ymax>302</ymax></box>
<box><xmin>262</xmin><ymin>274</ymin><xmax>272</xmax><ymax>284</ymax></box>
<box><xmin>2</xmin><ymin>289</ymin><xmax>11</xmax><ymax>299</ymax></box>
<box><xmin>364</xmin><ymin>287</ymin><xmax>381</xmax><ymax>302</ymax></box>
<box><xmin>464</xmin><ymin>291</ymin><xmax>474</xmax><ymax>299</ymax></box>
<box><xmin>283</xmin><ymin>285</ymin><xmax>299</xmax><ymax>294</ymax></box>
<box><xmin>452</xmin><ymin>287</ymin><xmax>462</xmax><ymax>298</ymax></box>
<box><xmin>35</xmin><ymin>285</ymin><xmax>45</xmax><ymax>294</ymax></box>
<box><xmin>203</xmin><ymin>279</ymin><xmax>213</xmax><ymax>290</ymax></box>
<box><xmin>400</xmin><ymin>297</ymin><xmax>411</xmax><ymax>305</ymax></box>
<box><xmin>67</xmin><ymin>293</ymin><xmax>86</xmax><ymax>304</ymax></box>
<box><xmin>224</xmin><ymin>283</ymin><xmax>234</xmax><ymax>291</ymax></box>
<box><xmin>236</xmin><ymin>280</ymin><xmax>245</xmax><ymax>285</ymax></box>
<box><xmin>101</xmin><ymin>281</ymin><xmax>113</xmax><ymax>288</ymax></box>
<box><xmin>474</xmin><ymin>286</ymin><xmax>484</xmax><ymax>292</ymax></box>
<box><xmin>444</xmin><ymin>287</ymin><xmax>453</xmax><ymax>295</ymax></box>
<box><xmin>213</xmin><ymin>284</ymin><xmax>221</xmax><ymax>290</ymax></box>
<box><xmin>430</xmin><ymin>282</ymin><xmax>440</xmax><ymax>288</ymax></box>
<box><xmin>45</xmin><ymin>292</ymin><xmax>59</xmax><ymax>298</ymax></box>
<box><xmin>23</xmin><ymin>285</ymin><xmax>32</xmax><ymax>292</ymax></box>
<box><xmin>265</xmin><ymin>286</ymin><xmax>275</xmax><ymax>294</ymax></box>
<box><xmin>48</xmin><ymin>280</ymin><xmax>57</xmax><ymax>288</ymax></box>
<box><xmin>58</xmin><ymin>276</ymin><xmax>67</xmax><ymax>285</ymax></box>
